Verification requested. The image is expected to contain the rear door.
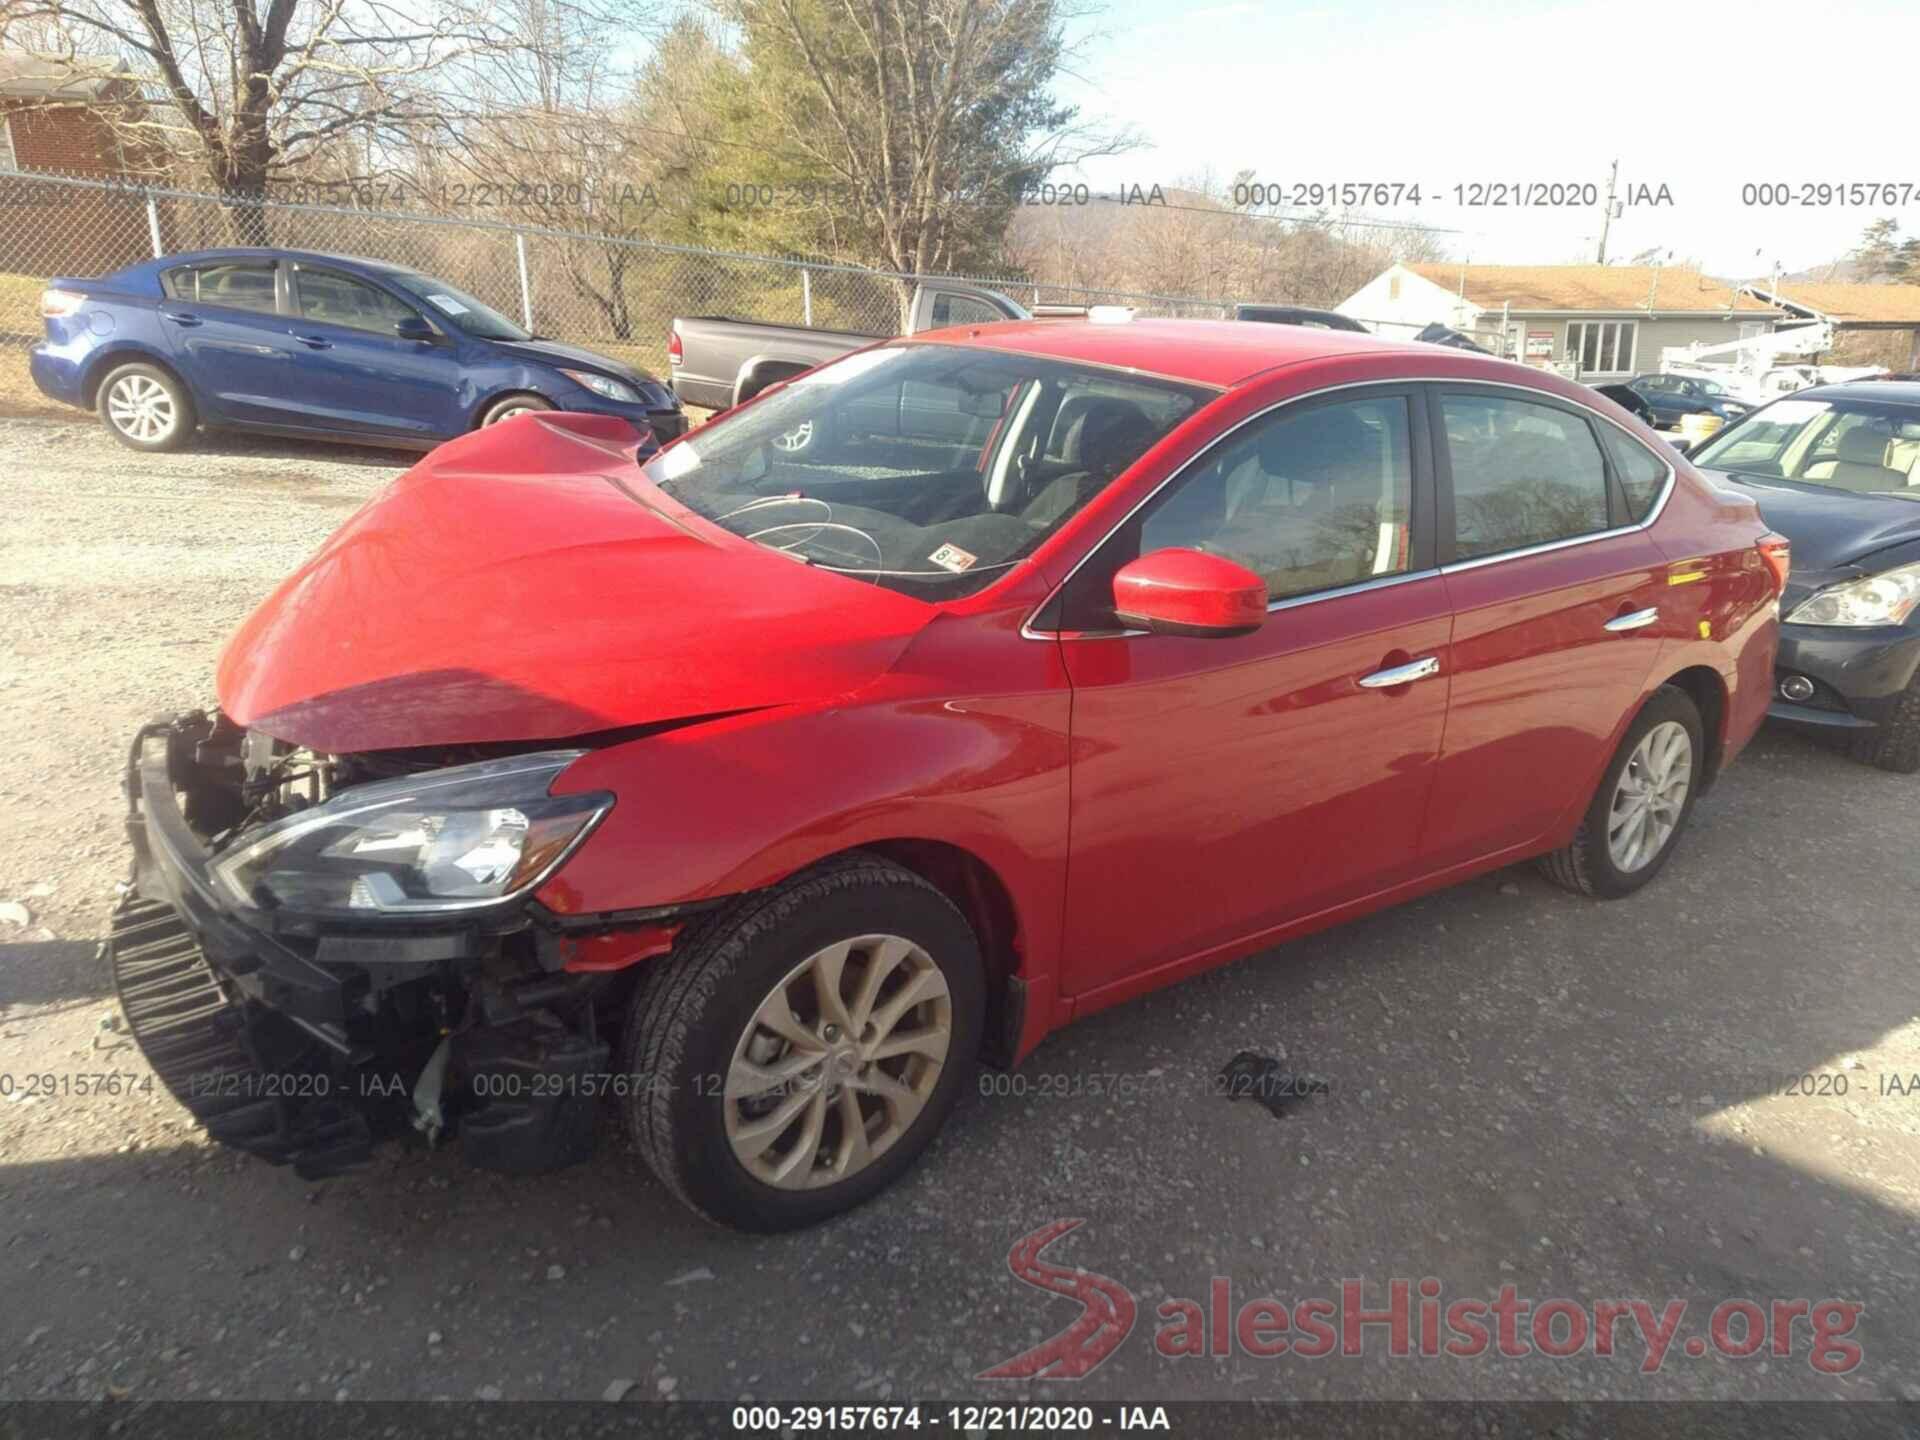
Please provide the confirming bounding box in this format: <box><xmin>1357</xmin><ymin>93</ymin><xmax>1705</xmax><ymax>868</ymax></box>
<box><xmin>1423</xmin><ymin>385</ymin><xmax>1670</xmax><ymax>867</ymax></box>
<box><xmin>156</xmin><ymin>260</ymin><xmax>307</xmax><ymax>426</ymax></box>
<box><xmin>1050</xmin><ymin>385</ymin><xmax>1453</xmax><ymax>1002</ymax></box>
<box><xmin>285</xmin><ymin>263</ymin><xmax>469</xmax><ymax>440</ymax></box>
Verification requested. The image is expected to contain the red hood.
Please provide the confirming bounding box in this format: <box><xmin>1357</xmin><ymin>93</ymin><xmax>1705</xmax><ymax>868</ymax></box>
<box><xmin>217</xmin><ymin>414</ymin><xmax>933</xmax><ymax>751</ymax></box>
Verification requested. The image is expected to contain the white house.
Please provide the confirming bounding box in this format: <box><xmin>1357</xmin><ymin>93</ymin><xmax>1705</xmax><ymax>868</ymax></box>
<box><xmin>1337</xmin><ymin>263</ymin><xmax>1782</xmax><ymax>381</ymax></box>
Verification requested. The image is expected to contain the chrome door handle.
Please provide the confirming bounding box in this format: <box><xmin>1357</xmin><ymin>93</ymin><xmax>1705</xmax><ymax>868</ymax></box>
<box><xmin>1604</xmin><ymin>606</ymin><xmax>1659</xmax><ymax>633</ymax></box>
<box><xmin>1358</xmin><ymin>656</ymin><xmax>1441</xmax><ymax>689</ymax></box>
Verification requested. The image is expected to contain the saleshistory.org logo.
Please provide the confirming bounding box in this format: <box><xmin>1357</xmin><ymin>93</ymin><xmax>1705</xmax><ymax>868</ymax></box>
<box><xmin>976</xmin><ymin>1220</ymin><xmax>1865</xmax><ymax>1380</ymax></box>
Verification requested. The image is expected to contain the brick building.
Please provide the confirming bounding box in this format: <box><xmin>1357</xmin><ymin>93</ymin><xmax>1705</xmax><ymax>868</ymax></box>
<box><xmin>1</xmin><ymin>52</ymin><xmax>159</xmax><ymax>277</ymax></box>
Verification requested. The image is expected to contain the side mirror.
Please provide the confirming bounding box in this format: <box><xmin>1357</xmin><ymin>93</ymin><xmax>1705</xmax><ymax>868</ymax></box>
<box><xmin>1113</xmin><ymin>548</ymin><xmax>1266</xmax><ymax>638</ymax></box>
<box><xmin>394</xmin><ymin>314</ymin><xmax>437</xmax><ymax>342</ymax></box>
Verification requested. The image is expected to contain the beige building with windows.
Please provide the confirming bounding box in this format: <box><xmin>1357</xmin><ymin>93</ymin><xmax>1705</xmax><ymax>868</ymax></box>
<box><xmin>1336</xmin><ymin>263</ymin><xmax>1782</xmax><ymax>381</ymax></box>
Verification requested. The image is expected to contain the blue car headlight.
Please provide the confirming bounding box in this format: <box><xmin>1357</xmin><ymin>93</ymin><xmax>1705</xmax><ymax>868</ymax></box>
<box><xmin>209</xmin><ymin>752</ymin><xmax>612</xmax><ymax>918</ymax></box>
<box><xmin>560</xmin><ymin>369</ymin><xmax>641</xmax><ymax>404</ymax></box>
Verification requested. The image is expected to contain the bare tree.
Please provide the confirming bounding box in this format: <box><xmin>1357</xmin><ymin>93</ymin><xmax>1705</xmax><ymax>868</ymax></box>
<box><xmin>4</xmin><ymin>0</ymin><xmax>656</xmax><ymax>240</ymax></box>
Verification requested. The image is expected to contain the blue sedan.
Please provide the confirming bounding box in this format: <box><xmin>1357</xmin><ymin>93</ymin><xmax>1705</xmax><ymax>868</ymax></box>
<box><xmin>29</xmin><ymin>248</ymin><xmax>687</xmax><ymax>452</ymax></box>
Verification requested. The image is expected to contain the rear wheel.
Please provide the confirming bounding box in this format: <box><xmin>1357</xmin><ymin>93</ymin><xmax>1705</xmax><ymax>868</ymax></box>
<box><xmin>621</xmin><ymin>853</ymin><xmax>984</xmax><ymax>1231</ymax></box>
<box><xmin>1541</xmin><ymin>686</ymin><xmax>1704</xmax><ymax>898</ymax></box>
<box><xmin>1845</xmin><ymin>679</ymin><xmax>1920</xmax><ymax>773</ymax></box>
<box><xmin>98</xmin><ymin>362</ymin><xmax>195</xmax><ymax>451</ymax></box>
<box><xmin>479</xmin><ymin>392</ymin><xmax>554</xmax><ymax>427</ymax></box>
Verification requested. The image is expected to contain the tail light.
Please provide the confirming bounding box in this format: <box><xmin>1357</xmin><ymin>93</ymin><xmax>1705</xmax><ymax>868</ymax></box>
<box><xmin>40</xmin><ymin>288</ymin><xmax>85</xmax><ymax>318</ymax></box>
<box><xmin>666</xmin><ymin>324</ymin><xmax>682</xmax><ymax>366</ymax></box>
<box><xmin>1757</xmin><ymin>533</ymin><xmax>1791</xmax><ymax>598</ymax></box>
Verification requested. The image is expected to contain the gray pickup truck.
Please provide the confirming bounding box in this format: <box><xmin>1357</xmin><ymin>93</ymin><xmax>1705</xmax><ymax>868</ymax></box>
<box><xmin>668</xmin><ymin>281</ymin><xmax>1031</xmax><ymax>411</ymax></box>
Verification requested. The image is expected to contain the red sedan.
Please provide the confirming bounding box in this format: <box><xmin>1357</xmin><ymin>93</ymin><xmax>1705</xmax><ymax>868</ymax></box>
<box><xmin>113</xmin><ymin>318</ymin><xmax>1786</xmax><ymax>1230</ymax></box>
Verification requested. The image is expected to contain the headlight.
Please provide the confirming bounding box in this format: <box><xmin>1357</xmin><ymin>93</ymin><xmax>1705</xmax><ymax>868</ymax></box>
<box><xmin>209</xmin><ymin>752</ymin><xmax>611</xmax><ymax>918</ymax></box>
<box><xmin>560</xmin><ymin>369</ymin><xmax>640</xmax><ymax>403</ymax></box>
<box><xmin>1787</xmin><ymin>561</ymin><xmax>1920</xmax><ymax>627</ymax></box>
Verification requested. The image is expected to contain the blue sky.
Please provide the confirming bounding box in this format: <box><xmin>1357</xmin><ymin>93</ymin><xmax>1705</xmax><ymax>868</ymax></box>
<box><xmin>1048</xmin><ymin>0</ymin><xmax>1920</xmax><ymax>278</ymax></box>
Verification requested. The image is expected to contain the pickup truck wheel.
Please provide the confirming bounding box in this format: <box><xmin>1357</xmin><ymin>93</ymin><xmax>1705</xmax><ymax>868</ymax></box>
<box><xmin>98</xmin><ymin>363</ymin><xmax>195</xmax><ymax>452</ymax></box>
<box><xmin>1540</xmin><ymin>685</ymin><xmax>1703</xmax><ymax>899</ymax></box>
<box><xmin>480</xmin><ymin>393</ymin><xmax>554</xmax><ymax>426</ymax></box>
<box><xmin>621</xmin><ymin>853</ymin><xmax>984</xmax><ymax>1231</ymax></box>
<box><xmin>771</xmin><ymin>419</ymin><xmax>817</xmax><ymax>455</ymax></box>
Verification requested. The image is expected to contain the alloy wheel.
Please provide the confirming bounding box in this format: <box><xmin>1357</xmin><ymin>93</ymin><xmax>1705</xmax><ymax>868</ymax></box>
<box><xmin>485</xmin><ymin>402</ymin><xmax>542</xmax><ymax>425</ymax></box>
<box><xmin>107</xmin><ymin>375</ymin><xmax>177</xmax><ymax>443</ymax></box>
<box><xmin>1608</xmin><ymin>720</ymin><xmax>1692</xmax><ymax>872</ymax></box>
<box><xmin>723</xmin><ymin>934</ymin><xmax>952</xmax><ymax>1190</ymax></box>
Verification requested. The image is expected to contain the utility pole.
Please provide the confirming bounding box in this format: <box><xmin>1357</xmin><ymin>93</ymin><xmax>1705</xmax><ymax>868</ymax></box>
<box><xmin>1595</xmin><ymin>159</ymin><xmax>1619</xmax><ymax>264</ymax></box>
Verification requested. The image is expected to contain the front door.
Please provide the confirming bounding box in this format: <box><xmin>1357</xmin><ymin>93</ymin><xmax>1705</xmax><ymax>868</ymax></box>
<box><xmin>286</xmin><ymin>264</ymin><xmax>469</xmax><ymax>440</ymax></box>
<box><xmin>1048</xmin><ymin>387</ymin><xmax>1453</xmax><ymax>1001</ymax></box>
<box><xmin>1421</xmin><ymin>386</ymin><xmax>1669</xmax><ymax>867</ymax></box>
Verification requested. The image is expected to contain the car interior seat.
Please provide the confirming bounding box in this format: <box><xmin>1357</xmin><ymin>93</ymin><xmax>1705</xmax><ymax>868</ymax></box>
<box><xmin>1827</xmin><ymin>425</ymin><xmax>1910</xmax><ymax>492</ymax></box>
<box><xmin>1016</xmin><ymin>398</ymin><xmax>1157</xmax><ymax>527</ymax></box>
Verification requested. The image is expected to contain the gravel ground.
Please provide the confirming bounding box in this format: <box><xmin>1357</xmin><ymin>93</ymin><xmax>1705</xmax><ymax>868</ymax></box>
<box><xmin>2</xmin><ymin>416</ymin><xmax>1919</xmax><ymax>1408</ymax></box>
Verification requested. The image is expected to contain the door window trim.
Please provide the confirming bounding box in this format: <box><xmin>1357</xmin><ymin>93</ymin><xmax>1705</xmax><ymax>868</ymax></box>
<box><xmin>1428</xmin><ymin>382</ymin><xmax>1674</xmax><ymax>573</ymax></box>
<box><xmin>1022</xmin><ymin>376</ymin><xmax>1676</xmax><ymax>639</ymax></box>
<box><xmin>1026</xmin><ymin>381</ymin><xmax>1438</xmax><ymax>637</ymax></box>
<box><xmin>289</xmin><ymin>262</ymin><xmax>428</xmax><ymax>337</ymax></box>
<box><xmin>159</xmin><ymin>259</ymin><xmax>285</xmax><ymax>317</ymax></box>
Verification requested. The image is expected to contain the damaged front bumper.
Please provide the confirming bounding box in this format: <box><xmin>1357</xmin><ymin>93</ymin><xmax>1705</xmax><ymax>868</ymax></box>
<box><xmin>111</xmin><ymin>715</ymin><xmax>621</xmax><ymax>1180</ymax></box>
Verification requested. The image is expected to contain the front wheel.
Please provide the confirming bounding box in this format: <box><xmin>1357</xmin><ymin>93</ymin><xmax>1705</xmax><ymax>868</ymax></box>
<box><xmin>621</xmin><ymin>853</ymin><xmax>984</xmax><ymax>1231</ymax></box>
<box><xmin>1845</xmin><ymin>678</ymin><xmax>1920</xmax><ymax>773</ymax></box>
<box><xmin>1541</xmin><ymin>685</ymin><xmax>1704</xmax><ymax>898</ymax></box>
<box><xmin>479</xmin><ymin>392</ymin><xmax>554</xmax><ymax>427</ymax></box>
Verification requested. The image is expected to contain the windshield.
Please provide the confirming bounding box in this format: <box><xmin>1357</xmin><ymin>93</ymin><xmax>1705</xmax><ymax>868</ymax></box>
<box><xmin>389</xmin><ymin>273</ymin><xmax>530</xmax><ymax>341</ymax></box>
<box><xmin>1692</xmin><ymin>396</ymin><xmax>1920</xmax><ymax>494</ymax></box>
<box><xmin>638</xmin><ymin>343</ymin><xmax>1212</xmax><ymax>598</ymax></box>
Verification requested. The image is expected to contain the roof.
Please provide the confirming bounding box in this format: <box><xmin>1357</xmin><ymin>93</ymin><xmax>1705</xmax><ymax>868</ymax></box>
<box><xmin>0</xmin><ymin>51</ymin><xmax>131</xmax><ymax>101</ymax></box>
<box><xmin>1406</xmin><ymin>263</ymin><xmax>1777</xmax><ymax>315</ymax></box>
<box><xmin>1743</xmin><ymin>282</ymin><xmax>1920</xmax><ymax>326</ymax></box>
<box><xmin>910</xmin><ymin>316</ymin><xmax>1412</xmax><ymax>388</ymax></box>
<box><xmin>1797</xmin><ymin>380</ymin><xmax>1920</xmax><ymax>405</ymax></box>
<box><xmin>137</xmin><ymin>247</ymin><xmax>412</xmax><ymax>274</ymax></box>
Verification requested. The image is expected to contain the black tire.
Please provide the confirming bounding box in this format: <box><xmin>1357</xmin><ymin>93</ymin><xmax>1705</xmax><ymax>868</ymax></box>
<box><xmin>96</xmin><ymin>361</ymin><xmax>195</xmax><ymax>452</ymax></box>
<box><xmin>478</xmin><ymin>392</ymin><xmax>554</xmax><ymax>427</ymax></box>
<box><xmin>621</xmin><ymin>852</ymin><xmax>985</xmax><ymax>1232</ymax></box>
<box><xmin>1540</xmin><ymin>685</ymin><xmax>1705</xmax><ymax>899</ymax></box>
<box><xmin>1845</xmin><ymin>679</ymin><xmax>1920</xmax><ymax>774</ymax></box>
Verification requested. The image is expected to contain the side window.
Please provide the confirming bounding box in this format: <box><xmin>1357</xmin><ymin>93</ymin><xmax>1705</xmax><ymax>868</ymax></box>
<box><xmin>1602</xmin><ymin>427</ymin><xmax>1671</xmax><ymax>522</ymax></box>
<box><xmin>293</xmin><ymin>268</ymin><xmax>418</xmax><ymax>334</ymax></box>
<box><xmin>1137</xmin><ymin>394</ymin><xmax>1416</xmax><ymax>603</ymax></box>
<box><xmin>163</xmin><ymin>263</ymin><xmax>278</xmax><ymax>314</ymax></box>
<box><xmin>1441</xmin><ymin>393</ymin><xmax>1610</xmax><ymax>560</ymax></box>
<box><xmin>930</xmin><ymin>292</ymin><xmax>1005</xmax><ymax>328</ymax></box>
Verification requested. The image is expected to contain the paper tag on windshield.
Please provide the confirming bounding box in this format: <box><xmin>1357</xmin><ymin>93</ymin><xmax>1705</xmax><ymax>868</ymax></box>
<box><xmin>928</xmin><ymin>543</ymin><xmax>978</xmax><ymax>572</ymax></box>
<box><xmin>425</xmin><ymin>294</ymin><xmax>470</xmax><ymax>316</ymax></box>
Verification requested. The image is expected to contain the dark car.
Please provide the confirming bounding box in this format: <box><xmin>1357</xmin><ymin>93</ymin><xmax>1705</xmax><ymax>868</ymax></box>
<box><xmin>1232</xmin><ymin>303</ymin><xmax>1370</xmax><ymax>333</ymax></box>
<box><xmin>1626</xmin><ymin>373</ymin><xmax>1752</xmax><ymax>430</ymax></box>
<box><xmin>31</xmin><ymin>248</ymin><xmax>686</xmax><ymax>452</ymax></box>
<box><xmin>1592</xmin><ymin>382</ymin><xmax>1656</xmax><ymax>426</ymax></box>
<box><xmin>1689</xmin><ymin>382</ymin><xmax>1920</xmax><ymax>770</ymax></box>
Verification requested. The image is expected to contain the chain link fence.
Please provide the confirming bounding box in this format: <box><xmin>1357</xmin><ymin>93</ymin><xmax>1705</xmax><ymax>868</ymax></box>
<box><xmin>0</xmin><ymin>168</ymin><xmax>1232</xmax><ymax>412</ymax></box>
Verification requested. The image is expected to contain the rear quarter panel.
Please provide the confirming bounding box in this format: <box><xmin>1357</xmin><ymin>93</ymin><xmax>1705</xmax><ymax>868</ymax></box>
<box><xmin>1645</xmin><ymin>466</ymin><xmax>1779</xmax><ymax>772</ymax></box>
<box><xmin>38</xmin><ymin>280</ymin><xmax>179</xmax><ymax>407</ymax></box>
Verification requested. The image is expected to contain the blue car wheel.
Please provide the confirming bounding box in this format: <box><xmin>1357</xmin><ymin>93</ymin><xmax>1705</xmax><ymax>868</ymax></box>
<box><xmin>98</xmin><ymin>362</ymin><xmax>197</xmax><ymax>453</ymax></box>
<box><xmin>480</xmin><ymin>392</ymin><xmax>555</xmax><ymax>427</ymax></box>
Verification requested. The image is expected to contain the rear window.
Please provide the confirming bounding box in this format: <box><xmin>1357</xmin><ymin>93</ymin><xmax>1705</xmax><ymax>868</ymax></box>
<box><xmin>1602</xmin><ymin>427</ymin><xmax>1672</xmax><ymax>522</ymax></box>
<box><xmin>162</xmin><ymin>262</ymin><xmax>277</xmax><ymax>314</ymax></box>
<box><xmin>1441</xmin><ymin>393</ymin><xmax>1611</xmax><ymax>558</ymax></box>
